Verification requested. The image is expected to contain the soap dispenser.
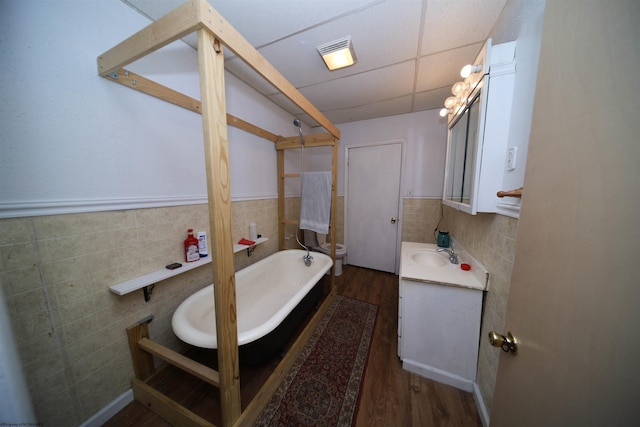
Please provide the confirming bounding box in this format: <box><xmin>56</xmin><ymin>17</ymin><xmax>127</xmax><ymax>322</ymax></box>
<box><xmin>437</xmin><ymin>230</ymin><xmax>450</xmax><ymax>248</ymax></box>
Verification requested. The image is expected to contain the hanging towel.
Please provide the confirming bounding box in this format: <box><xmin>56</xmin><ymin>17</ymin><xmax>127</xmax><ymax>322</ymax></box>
<box><xmin>299</xmin><ymin>171</ymin><xmax>332</xmax><ymax>234</ymax></box>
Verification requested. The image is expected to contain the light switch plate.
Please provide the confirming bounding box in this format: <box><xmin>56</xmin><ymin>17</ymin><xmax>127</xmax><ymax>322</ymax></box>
<box><xmin>506</xmin><ymin>147</ymin><xmax>517</xmax><ymax>171</ymax></box>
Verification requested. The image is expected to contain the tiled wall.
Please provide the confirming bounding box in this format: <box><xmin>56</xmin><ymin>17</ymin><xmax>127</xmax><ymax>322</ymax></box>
<box><xmin>232</xmin><ymin>199</ymin><xmax>279</xmax><ymax>270</ymax></box>
<box><xmin>401</xmin><ymin>198</ymin><xmax>443</xmax><ymax>244</ymax></box>
<box><xmin>0</xmin><ymin>200</ymin><xmax>278</xmax><ymax>426</ymax></box>
<box><xmin>282</xmin><ymin>196</ymin><xmax>345</xmax><ymax>249</ymax></box>
<box><xmin>1</xmin><ymin>196</ymin><xmax>468</xmax><ymax>425</ymax></box>
<box><xmin>440</xmin><ymin>206</ymin><xmax>518</xmax><ymax>415</ymax></box>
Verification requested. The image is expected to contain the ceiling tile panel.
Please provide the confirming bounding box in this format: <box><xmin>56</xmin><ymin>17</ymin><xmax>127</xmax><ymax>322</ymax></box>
<box><xmin>325</xmin><ymin>95</ymin><xmax>414</xmax><ymax>124</ymax></box>
<box><xmin>415</xmin><ymin>42</ymin><xmax>483</xmax><ymax>92</ymax></box>
<box><xmin>123</xmin><ymin>0</ymin><xmax>511</xmax><ymax>125</ymax></box>
<box><xmin>296</xmin><ymin>61</ymin><xmax>415</xmax><ymax>110</ymax></box>
<box><xmin>255</xmin><ymin>0</ymin><xmax>424</xmax><ymax>88</ymax></box>
<box><xmin>420</xmin><ymin>0</ymin><xmax>507</xmax><ymax>55</ymax></box>
<box><xmin>413</xmin><ymin>86</ymin><xmax>454</xmax><ymax>111</ymax></box>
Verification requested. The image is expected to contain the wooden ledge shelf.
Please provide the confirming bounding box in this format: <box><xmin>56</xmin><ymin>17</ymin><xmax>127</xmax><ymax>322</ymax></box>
<box><xmin>109</xmin><ymin>237</ymin><xmax>269</xmax><ymax>297</ymax></box>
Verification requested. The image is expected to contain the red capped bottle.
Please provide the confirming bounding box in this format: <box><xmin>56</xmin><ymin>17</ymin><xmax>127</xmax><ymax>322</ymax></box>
<box><xmin>184</xmin><ymin>228</ymin><xmax>200</xmax><ymax>262</ymax></box>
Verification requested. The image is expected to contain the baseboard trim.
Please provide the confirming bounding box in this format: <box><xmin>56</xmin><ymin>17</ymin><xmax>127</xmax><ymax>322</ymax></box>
<box><xmin>402</xmin><ymin>359</ymin><xmax>474</xmax><ymax>392</ymax></box>
<box><xmin>472</xmin><ymin>382</ymin><xmax>491</xmax><ymax>427</ymax></box>
<box><xmin>79</xmin><ymin>389</ymin><xmax>133</xmax><ymax>427</ymax></box>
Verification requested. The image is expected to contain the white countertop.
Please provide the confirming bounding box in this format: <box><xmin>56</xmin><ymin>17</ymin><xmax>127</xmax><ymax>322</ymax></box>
<box><xmin>400</xmin><ymin>241</ymin><xmax>489</xmax><ymax>291</ymax></box>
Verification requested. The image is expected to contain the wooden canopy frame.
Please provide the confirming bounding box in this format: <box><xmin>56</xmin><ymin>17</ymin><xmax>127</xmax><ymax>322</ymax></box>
<box><xmin>98</xmin><ymin>1</ymin><xmax>340</xmax><ymax>426</ymax></box>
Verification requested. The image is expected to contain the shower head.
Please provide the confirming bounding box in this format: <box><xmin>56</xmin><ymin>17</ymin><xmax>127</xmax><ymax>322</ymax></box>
<box><xmin>293</xmin><ymin>118</ymin><xmax>304</xmax><ymax>146</ymax></box>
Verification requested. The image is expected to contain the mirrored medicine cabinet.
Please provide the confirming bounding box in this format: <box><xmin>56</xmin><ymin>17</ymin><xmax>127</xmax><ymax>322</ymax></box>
<box><xmin>442</xmin><ymin>40</ymin><xmax>517</xmax><ymax>215</ymax></box>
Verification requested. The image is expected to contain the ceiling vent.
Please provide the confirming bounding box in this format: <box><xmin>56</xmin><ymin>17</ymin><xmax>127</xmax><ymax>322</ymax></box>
<box><xmin>317</xmin><ymin>36</ymin><xmax>357</xmax><ymax>71</ymax></box>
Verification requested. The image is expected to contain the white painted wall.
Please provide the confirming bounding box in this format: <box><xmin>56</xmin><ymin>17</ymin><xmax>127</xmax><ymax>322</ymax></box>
<box><xmin>0</xmin><ymin>1</ymin><xmax>447</xmax><ymax>220</ymax></box>
<box><xmin>335</xmin><ymin>110</ymin><xmax>447</xmax><ymax>198</ymax></box>
<box><xmin>0</xmin><ymin>0</ymin><xmax>301</xmax><ymax>219</ymax></box>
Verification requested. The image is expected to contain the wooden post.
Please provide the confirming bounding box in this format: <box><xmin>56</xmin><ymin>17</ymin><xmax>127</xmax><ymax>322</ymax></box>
<box><xmin>126</xmin><ymin>321</ymin><xmax>155</xmax><ymax>381</ymax></box>
<box><xmin>277</xmin><ymin>146</ymin><xmax>285</xmax><ymax>250</ymax></box>
<box><xmin>197</xmin><ymin>28</ymin><xmax>241</xmax><ymax>426</ymax></box>
<box><xmin>329</xmin><ymin>137</ymin><xmax>339</xmax><ymax>291</ymax></box>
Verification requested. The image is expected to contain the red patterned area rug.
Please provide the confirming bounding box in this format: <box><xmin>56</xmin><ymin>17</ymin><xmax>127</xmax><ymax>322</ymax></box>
<box><xmin>255</xmin><ymin>295</ymin><xmax>378</xmax><ymax>426</ymax></box>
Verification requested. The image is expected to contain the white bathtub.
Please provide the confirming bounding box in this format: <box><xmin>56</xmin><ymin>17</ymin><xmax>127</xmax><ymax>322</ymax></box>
<box><xmin>171</xmin><ymin>249</ymin><xmax>333</xmax><ymax>353</ymax></box>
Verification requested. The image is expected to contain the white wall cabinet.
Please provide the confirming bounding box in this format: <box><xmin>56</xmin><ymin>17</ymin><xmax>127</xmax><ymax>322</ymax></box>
<box><xmin>398</xmin><ymin>278</ymin><xmax>483</xmax><ymax>392</ymax></box>
<box><xmin>442</xmin><ymin>40</ymin><xmax>517</xmax><ymax>215</ymax></box>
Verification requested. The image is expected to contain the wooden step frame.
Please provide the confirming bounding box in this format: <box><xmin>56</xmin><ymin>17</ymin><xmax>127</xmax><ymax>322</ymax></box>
<box><xmin>98</xmin><ymin>1</ymin><xmax>340</xmax><ymax>426</ymax></box>
<box><xmin>125</xmin><ymin>290</ymin><xmax>336</xmax><ymax>427</ymax></box>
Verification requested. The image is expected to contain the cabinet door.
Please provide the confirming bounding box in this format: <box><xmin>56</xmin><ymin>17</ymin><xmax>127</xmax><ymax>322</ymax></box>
<box><xmin>444</xmin><ymin>112</ymin><xmax>469</xmax><ymax>203</ymax></box>
<box><xmin>462</xmin><ymin>94</ymin><xmax>481</xmax><ymax>205</ymax></box>
<box><xmin>400</xmin><ymin>279</ymin><xmax>482</xmax><ymax>383</ymax></box>
<box><xmin>443</xmin><ymin>85</ymin><xmax>482</xmax><ymax>208</ymax></box>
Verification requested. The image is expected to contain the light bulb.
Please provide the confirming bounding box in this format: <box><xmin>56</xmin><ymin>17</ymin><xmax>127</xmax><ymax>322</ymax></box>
<box><xmin>460</xmin><ymin>63</ymin><xmax>482</xmax><ymax>78</ymax></box>
<box><xmin>439</xmin><ymin>108</ymin><xmax>448</xmax><ymax>117</ymax></box>
<box><xmin>444</xmin><ymin>96</ymin><xmax>457</xmax><ymax>109</ymax></box>
<box><xmin>451</xmin><ymin>81</ymin><xmax>467</xmax><ymax>96</ymax></box>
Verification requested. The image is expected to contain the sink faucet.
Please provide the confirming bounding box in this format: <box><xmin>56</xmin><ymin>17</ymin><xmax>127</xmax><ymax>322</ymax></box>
<box><xmin>437</xmin><ymin>248</ymin><xmax>459</xmax><ymax>264</ymax></box>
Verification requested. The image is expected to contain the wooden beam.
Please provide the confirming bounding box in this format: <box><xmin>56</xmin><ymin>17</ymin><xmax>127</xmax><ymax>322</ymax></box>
<box><xmin>195</xmin><ymin>0</ymin><xmax>340</xmax><ymax>139</ymax></box>
<box><xmin>108</xmin><ymin>68</ymin><xmax>202</xmax><ymax>113</ymax></box>
<box><xmin>97</xmin><ymin>0</ymin><xmax>340</xmax><ymax>137</ymax></box>
<box><xmin>138</xmin><ymin>338</ymin><xmax>220</xmax><ymax>387</ymax></box>
<box><xmin>126</xmin><ymin>322</ymin><xmax>155</xmax><ymax>381</ymax></box>
<box><xmin>275</xmin><ymin>134</ymin><xmax>336</xmax><ymax>150</ymax></box>
<box><xmin>104</xmin><ymin>69</ymin><xmax>279</xmax><ymax>142</ymax></box>
<box><xmin>98</xmin><ymin>0</ymin><xmax>200</xmax><ymax>77</ymax></box>
<box><xmin>226</xmin><ymin>114</ymin><xmax>279</xmax><ymax>142</ymax></box>
<box><xmin>197</xmin><ymin>29</ymin><xmax>241</xmax><ymax>427</ymax></box>
<box><xmin>233</xmin><ymin>290</ymin><xmax>337</xmax><ymax>427</ymax></box>
<box><xmin>132</xmin><ymin>378</ymin><xmax>215</xmax><ymax>427</ymax></box>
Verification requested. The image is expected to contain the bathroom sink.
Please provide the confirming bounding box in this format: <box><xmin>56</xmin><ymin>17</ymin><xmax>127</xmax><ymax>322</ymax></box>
<box><xmin>410</xmin><ymin>250</ymin><xmax>449</xmax><ymax>268</ymax></box>
<box><xmin>401</xmin><ymin>242</ymin><xmax>489</xmax><ymax>291</ymax></box>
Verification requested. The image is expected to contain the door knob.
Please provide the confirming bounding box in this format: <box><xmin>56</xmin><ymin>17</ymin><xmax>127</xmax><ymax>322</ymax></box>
<box><xmin>391</xmin><ymin>217</ymin><xmax>397</xmax><ymax>224</ymax></box>
<box><xmin>488</xmin><ymin>331</ymin><xmax>519</xmax><ymax>354</ymax></box>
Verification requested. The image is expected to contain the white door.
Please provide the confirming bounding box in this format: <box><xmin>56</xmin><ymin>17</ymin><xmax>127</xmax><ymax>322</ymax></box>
<box><xmin>346</xmin><ymin>142</ymin><xmax>402</xmax><ymax>273</ymax></box>
<box><xmin>491</xmin><ymin>2</ymin><xmax>640</xmax><ymax>426</ymax></box>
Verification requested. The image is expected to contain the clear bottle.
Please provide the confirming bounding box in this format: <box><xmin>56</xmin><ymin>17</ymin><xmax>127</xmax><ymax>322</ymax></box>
<box><xmin>184</xmin><ymin>229</ymin><xmax>200</xmax><ymax>262</ymax></box>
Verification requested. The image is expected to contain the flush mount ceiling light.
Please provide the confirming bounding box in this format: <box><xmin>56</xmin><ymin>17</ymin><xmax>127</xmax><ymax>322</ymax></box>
<box><xmin>317</xmin><ymin>36</ymin><xmax>357</xmax><ymax>71</ymax></box>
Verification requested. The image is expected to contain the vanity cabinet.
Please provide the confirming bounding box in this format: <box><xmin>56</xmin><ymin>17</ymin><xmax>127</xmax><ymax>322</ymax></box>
<box><xmin>398</xmin><ymin>278</ymin><xmax>483</xmax><ymax>392</ymax></box>
<box><xmin>442</xmin><ymin>40</ymin><xmax>516</xmax><ymax>214</ymax></box>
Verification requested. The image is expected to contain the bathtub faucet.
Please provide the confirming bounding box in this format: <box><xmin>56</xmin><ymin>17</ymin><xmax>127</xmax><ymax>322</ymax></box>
<box><xmin>295</xmin><ymin>228</ymin><xmax>313</xmax><ymax>266</ymax></box>
<box><xmin>303</xmin><ymin>252</ymin><xmax>313</xmax><ymax>267</ymax></box>
<box><xmin>437</xmin><ymin>247</ymin><xmax>459</xmax><ymax>264</ymax></box>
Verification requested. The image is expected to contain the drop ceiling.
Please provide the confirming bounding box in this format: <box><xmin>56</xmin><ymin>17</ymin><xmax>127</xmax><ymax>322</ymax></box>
<box><xmin>123</xmin><ymin>0</ymin><xmax>507</xmax><ymax>127</ymax></box>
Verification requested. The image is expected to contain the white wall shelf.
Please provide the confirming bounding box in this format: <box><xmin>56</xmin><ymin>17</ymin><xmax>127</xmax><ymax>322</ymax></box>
<box><xmin>233</xmin><ymin>236</ymin><xmax>268</xmax><ymax>254</ymax></box>
<box><xmin>109</xmin><ymin>237</ymin><xmax>268</xmax><ymax>299</ymax></box>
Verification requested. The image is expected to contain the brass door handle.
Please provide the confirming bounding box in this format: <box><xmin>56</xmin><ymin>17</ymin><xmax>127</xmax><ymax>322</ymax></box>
<box><xmin>489</xmin><ymin>331</ymin><xmax>519</xmax><ymax>354</ymax></box>
<box><xmin>391</xmin><ymin>217</ymin><xmax>397</xmax><ymax>224</ymax></box>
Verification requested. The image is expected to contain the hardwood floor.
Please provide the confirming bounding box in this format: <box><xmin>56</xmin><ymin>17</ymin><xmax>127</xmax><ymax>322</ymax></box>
<box><xmin>337</xmin><ymin>265</ymin><xmax>481</xmax><ymax>427</ymax></box>
<box><xmin>104</xmin><ymin>265</ymin><xmax>482</xmax><ymax>426</ymax></box>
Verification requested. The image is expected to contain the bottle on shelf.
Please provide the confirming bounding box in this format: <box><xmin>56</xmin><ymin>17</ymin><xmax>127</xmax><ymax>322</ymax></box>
<box><xmin>184</xmin><ymin>229</ymin><xmax>200</xmax><ymax>262</ymax></box>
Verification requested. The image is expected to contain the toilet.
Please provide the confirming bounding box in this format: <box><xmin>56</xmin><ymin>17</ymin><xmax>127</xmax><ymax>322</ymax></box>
<box><xmin>303</xmin><ymin>230</ymin><xmax>347</xmax><ymax>276</ymax></box>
